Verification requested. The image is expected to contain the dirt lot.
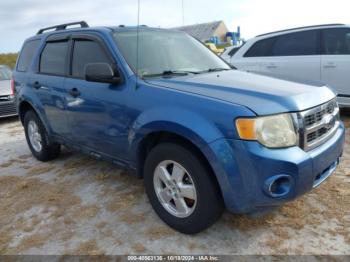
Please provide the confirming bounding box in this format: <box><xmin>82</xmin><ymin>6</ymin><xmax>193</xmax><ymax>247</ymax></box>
<box><xmin>0</xmin><ymin>112</ymin><xmax>349</xmax><ymax>255</ymax></box>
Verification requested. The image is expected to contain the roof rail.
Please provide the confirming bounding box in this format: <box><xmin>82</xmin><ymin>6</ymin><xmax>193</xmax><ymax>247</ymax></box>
<box><xmin>37</xmin><ymin>21</ymin><xmax>89</xmax><ymax>35</ymax></box>
<box><xmin>256</xmin><ymin>23</ymin><xmax>345</xmax><ymax>37</ymax></box>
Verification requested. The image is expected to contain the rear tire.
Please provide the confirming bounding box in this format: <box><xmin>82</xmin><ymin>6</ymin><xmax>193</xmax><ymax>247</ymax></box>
<box><xmin>144</xmin><ymin>142</ymin><xmax>224</xmax><ymax>234</ymax></box>
<box><xmin>24</xmin><ymin>110</ymin><xmax>61</xmax><ymax>162</ymax></box>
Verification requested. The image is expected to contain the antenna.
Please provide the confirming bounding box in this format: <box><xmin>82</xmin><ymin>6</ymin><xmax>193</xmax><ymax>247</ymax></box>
<box><xmin>136</xmin><ymin>0</ymin><xmax>141</xmax><ymax>88</ymax></box>
<box><xmin>182</xmin><ymin>0</ymin><xmax>185</xmax><ymax>25</ymax></box>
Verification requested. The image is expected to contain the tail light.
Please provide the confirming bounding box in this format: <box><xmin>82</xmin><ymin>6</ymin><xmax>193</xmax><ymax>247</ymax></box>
<box><xmin>11</xmin><ymin>78</ymin><xmax>15</xmax><ymax>96</ymax></box>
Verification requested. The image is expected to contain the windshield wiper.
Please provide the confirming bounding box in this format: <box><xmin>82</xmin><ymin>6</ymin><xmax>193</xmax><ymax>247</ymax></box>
<box><xmin>142</xmin><ymin>70</ymin><xmax>200</xmax><ymax>78</ymax></box>
<box><xmin>206</xmin><ymin>68</ymin><xmax>231</xmax><ymax>72</ymax></box>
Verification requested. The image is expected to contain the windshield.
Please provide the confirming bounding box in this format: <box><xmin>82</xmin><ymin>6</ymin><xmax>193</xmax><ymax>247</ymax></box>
<box><xmin>113</xmin><ymin>30</ymin><xmax>231</xmax><ymax>77</ymax></box>
<box><xmin>0</xmin><ymin>67</ymin><xmax>12</xmax><ymax>81</ymax></box>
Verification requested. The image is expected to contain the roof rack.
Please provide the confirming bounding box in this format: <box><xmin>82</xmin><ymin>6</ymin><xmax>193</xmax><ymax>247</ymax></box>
<box><xmin>37</xmin><ymin>21</ymin><xmax>89</xmax><ymax>35</ymax></box>
<box><xmin>256</xmin><ymin>23</ymin><xmax>345</xmax><ymax>37</ymax></box>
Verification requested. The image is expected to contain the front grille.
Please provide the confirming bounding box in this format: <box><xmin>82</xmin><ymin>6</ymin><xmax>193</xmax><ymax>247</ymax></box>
<box><xmin>0</xmin><ymin>101</ymin><xmax>17</xmax><ymax>117</ymax></box>
<box><xmin>304</xmin><ymin>101</ymin><xmax>336</xmax><ymax>127</ymax></box>
<box><xmin>306</xmin><ymin>127</ymin><xmax>329</xmax><ymax>143</ymax></box>
<box><xmin>0</xmin><ymin>95</ymin><xmax>12</xmax><ymax>102</ymax></box>
<box><xmin>300</xmin><ymin>98</ymin><xmax>339</xmax><ymax>151</ymax></box>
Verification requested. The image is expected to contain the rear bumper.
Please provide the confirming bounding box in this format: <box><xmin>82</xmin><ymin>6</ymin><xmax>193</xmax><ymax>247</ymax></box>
<box><xmin>0</xmin><ymin>100</ymin><xmax>18</xmax><ymax>118</ymax></box>
<box><xmin>204</xmin><ymin>122</ymin><xmax>345</xmax><ymax>214</ymax></box>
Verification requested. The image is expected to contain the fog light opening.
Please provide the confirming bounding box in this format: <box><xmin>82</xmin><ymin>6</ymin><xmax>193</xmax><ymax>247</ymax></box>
<box><xmin>264</xmin><ymin>175</ymin><xmax>292</xmax><ymax>198</ymax></box>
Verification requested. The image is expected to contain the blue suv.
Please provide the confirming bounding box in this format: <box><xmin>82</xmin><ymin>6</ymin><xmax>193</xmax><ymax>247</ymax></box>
<box><xmin>13</xmin><ymin>22</ymin><xmax>345</xmax><ymax>234</ymax></box>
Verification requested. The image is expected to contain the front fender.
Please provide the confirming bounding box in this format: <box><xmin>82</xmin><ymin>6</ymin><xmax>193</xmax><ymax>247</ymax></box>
<box><xmin>128</xmin><ymin>106</ymin><xmax>225</xmax><ymax>163</ymax></box>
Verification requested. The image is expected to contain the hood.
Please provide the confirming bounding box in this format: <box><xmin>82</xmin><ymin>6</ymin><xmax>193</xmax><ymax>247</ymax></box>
<box><xmin>145</xmin><ymin>70</ymin><xmax>336</xmax><ymax>115</ymax></box>
<box><xmin>0</xmin><ymin>80</ymin><xmax>11</xmax><ymax>97</ymax></box>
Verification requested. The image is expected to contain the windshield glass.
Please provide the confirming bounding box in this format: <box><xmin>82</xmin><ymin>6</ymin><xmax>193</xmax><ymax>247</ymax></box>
<box><xmin>113</xmin><ymin>30</ymin><xmax>231</xmax><ymax>77</ymax></box>
<box><xmin>0</xmin><ymin>67</ymin><xmax>12</xmax><ymax>81</ymax></box>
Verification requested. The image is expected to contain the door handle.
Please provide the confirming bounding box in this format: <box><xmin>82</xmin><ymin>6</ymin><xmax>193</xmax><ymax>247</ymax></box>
<box><xmin>33</xmin><ymin>81</ymin><xmax>41</xmax><ymax>89</ymax></box>
<box><xmin>266</xmin><ymin>64</ymin><xmax>277</xmax><ymax>69</ymax></box>
<box><xmin>69</xmin><ymin>87</ymin><xmax>81</xmax><ymax>98</ymax></box>
<box><xmin>323</xmin><ymin>63</ymin><xmax>336</xmax><ymax>69</ymax></box>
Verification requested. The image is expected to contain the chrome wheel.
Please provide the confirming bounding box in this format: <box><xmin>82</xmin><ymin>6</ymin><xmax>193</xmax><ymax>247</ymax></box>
<box><xmin>153</xmin><ymin>160</ymin><xmax>197</xmax><ymax>218</ymax></box>
<box><xmin>28</xmin><ymin>120</ymin><xmax>42</xmax><ymax>152</ymax></box>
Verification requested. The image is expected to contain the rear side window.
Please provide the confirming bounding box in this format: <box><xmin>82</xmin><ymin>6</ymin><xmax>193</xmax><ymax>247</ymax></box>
<box><xmin>322</xmin><ymin>28</ymin><xmax>350</xmax><ymax>55</ymax></box>
<box><xmin>17</xmin><ymin>40</ymin><xmax>40</xmax><ymax>72</ymax></box>
<box><xmin>272</xmin><ymin>30</ymin><xmax>320</xmax><ymax>56</ymax></box>
<box><xmin>40</xmin><ymin>41</ymin><xmax>69</xmax><ymax>75</ymax></box>
<box><xmin>71</xmin><ymin>40</ymin><xmax>110</xmax><ymax>78</ymax></box>
<box><xmin>244</xmin><ymin>38</ymin><xmax>274</xmax><ymax>57</ymax></box>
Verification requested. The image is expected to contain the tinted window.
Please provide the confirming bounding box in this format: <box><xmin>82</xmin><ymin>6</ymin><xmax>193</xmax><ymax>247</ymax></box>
<box><xmin>40</xmin><ymin>41</ymin><xmax>68</xmax><ymax>75</ymax></box>
<box><xmin>0</xmin><ymin>67</ymin><xmax>12</xmax><ymax>80</ymax></box>
<box><xmin>322</xmin><ymin>28</ymin><xmax>350</xmax><ymax>55</ymax></box>
<box><xmin>17</xmin><ymin>40</ymin><xmax>40</xmax><ymax>72</ymax></box>
<box><xmin>228</xmin><ymin>46</ymin><xmax>240</xmax><ymax>56</ymax></box>
<box><xmin>72</xmin><ymin>40</ymin><xmax>110</xmax><ymax>78</ymax></box>
<box><xmin>244</xmin><ymin>38</ymin><xmax>274</xmax><ymax>57</ymax></box>
<box><xmin>272</xmin><ymin>30</ymin><xmax>319</xmax><ymax>56</ymax></box>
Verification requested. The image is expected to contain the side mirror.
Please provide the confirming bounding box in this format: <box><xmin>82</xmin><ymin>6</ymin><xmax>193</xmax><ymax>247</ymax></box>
<box><xmin>85</xmin><ymin>63</ymin><xmax>122</xmax><ymax>84</ymax></box>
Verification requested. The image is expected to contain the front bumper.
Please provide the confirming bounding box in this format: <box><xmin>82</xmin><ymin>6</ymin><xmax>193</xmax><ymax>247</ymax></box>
<box><xmin>204</xmin><ymin>122</ymin><xmax>345</xmax><ymax>214</ymax></box>
<box><xmin>0</xmin><ymin>100</ymin><xmax>17</xmax><ymax>118</ymax></box>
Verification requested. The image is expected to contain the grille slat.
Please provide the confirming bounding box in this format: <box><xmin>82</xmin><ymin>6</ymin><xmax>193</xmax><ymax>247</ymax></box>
<box><xmin>0</xmin><ymin>101</ymin><xmax>17</xmax><ymax>117</ymax></box>
<box><xmin>301</xmin><ymin>99</ymin><xmax>339</xmax><ymax>151</ymax></box>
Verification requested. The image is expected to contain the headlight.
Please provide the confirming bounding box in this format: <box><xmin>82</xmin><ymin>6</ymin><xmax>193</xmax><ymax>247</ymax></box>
<box><xmin>235</xmin><ymin>113</ymin><xmax>297</xmax><ymax>148</ymax></box>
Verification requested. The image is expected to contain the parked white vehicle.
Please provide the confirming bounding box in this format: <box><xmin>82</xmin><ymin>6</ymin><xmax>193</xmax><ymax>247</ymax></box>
<box><xmin>224</xmin><ymin>24</ymin><xmax>350</xmax><ymax>107</ymax></box>
<box><xmin>0</xmin><ymin>65</ymin><xmax>17</xmax><ymax>118</ymax></box>
<box><xmin>220</xmin><ymin>46</ymin><xmax>241</xmax><ymax>63</ymax></box>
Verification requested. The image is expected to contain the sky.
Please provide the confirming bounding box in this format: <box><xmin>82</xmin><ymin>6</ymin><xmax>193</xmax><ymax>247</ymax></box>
<box><xmin>1</xmin><ymin>0</ymin><xmax>350</xmax><ymax>53</ymax></box>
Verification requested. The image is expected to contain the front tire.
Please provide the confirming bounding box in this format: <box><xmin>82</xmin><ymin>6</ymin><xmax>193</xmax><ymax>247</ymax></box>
<box><xmin>144</xmin><ymin>143</ymin><xmax>224</xmax><ymax>234</ymax></box>
<box><xmin>24</xmin><ymin>110</ymin><xmax>61</xmax><ymax>162</ymax></box>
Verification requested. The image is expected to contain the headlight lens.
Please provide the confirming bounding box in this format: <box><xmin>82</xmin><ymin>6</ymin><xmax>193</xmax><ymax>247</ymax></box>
<box><xmin>236</xmin><ymin>114</ymin><xmax>297</xmax><ymax>148</ymax></box>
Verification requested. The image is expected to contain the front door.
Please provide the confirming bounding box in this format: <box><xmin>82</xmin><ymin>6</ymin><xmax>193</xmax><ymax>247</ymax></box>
<box><xmin>321</xmin><ymin>28</ymin><xmax>350</xmax><ymax>105</ymax></box>
<box><xmin>259</xmin><ymin>30</ymin><xmax>321</xmax><ymax>83</ymax></box>
<box><xmin>64</xmin><ymin>36</ymin><xmax>130</xmax><ymax>160</ymax></box>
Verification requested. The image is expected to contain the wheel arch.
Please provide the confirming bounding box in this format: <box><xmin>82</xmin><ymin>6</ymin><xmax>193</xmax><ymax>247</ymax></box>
<box><xmin>18</xmin><ymin>100</ymin><xmax>50</xmax><ymax>135</ymax></box>
<box><xmin>133</xmin><ymin>127</ymin><xmax>224</xmax><ymax>202</ymax></box>
<box><xmin>19</xmin><ymin>100</ymin><xmax>38</xmax><ymax>124</ymax></box>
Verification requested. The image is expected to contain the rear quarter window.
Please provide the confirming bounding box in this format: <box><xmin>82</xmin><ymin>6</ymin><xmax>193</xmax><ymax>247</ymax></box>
<box><xmin>17</xmin><ymin>40</ymin><xmax>41</xmax><ymax>72</ymax></box>
<box><xmin>0</xmin><ymin>67</ymin><xmax>12</xmax><ymax>80</ymax></box>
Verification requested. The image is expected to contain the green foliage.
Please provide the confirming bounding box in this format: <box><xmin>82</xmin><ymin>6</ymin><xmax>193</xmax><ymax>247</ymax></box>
<box><xmin>0</xmin><ymin>53</ymin><xmax>18</xmax><ymax>69</ymax></box>
<box><xmin>216</xmin><ymin>43</ymin><xmax>232</xmax><ymax>49</ymax></box>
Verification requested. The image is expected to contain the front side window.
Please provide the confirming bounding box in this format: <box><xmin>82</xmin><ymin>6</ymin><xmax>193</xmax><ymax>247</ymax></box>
<box><xmin>228</xmin><ymin>46</ymin><xmax>241</xmax><ymax>56</ymax></box>
<box><xmin>0</xmin><ymin>67</ymin><xmax>12</xmax><ymax>80</ymax></box>
<box><xmin>271</xmin><ymin>30</ymin><xmax>320</xmax><ymax>56</ymax></box>
<box><xmin>17</xmin><ymin>40</ymin><xmax>41</xmax><ymax>72</ymax></box>
<box><xmin>113</xmin><ymin>30</ymin><xmax>230</xmax><ymax>77</ymax></box>
<box><xmin>40</xmin><ymin>41</ymin><xmax>69</xmax><ymax>75</ymax></box>
<box><xmin>71</xmin><ymin>40</ymin><xmax>111</xmax><ymax>78</ymax></box>
<box><xmin>244</xmin><ymin>38</ymin><xmax>274</xmax><ymax>57</ymax></box>
<box><xmin>322</xmin><ymin>28</ymin><xmax>350</xmax><ymax>55</ymax></box>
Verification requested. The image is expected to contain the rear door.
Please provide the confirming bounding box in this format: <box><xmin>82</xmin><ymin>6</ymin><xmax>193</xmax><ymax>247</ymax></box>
<box><xmin>259</xmin><ymin>30</ymin><xmax>321</xmax><ymax>82</ymax></box>
<box><xmin>30</xmin><ymin>36</ymin><xmax>70</xmax><ymax>136</ymax></box>
<box><xmin>321</xmin><ymin>28</ymin><xmax>350</xmax><ymax>104</ymax></box>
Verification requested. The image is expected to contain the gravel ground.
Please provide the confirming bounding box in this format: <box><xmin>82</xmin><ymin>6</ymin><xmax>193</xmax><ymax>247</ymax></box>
<box><xmin>0</xmin><ymin>112</ymin><xmax>349</xmax><ymax>255</ymax></box>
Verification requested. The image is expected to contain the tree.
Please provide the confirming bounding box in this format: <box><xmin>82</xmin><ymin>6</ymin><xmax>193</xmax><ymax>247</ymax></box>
<box><xmin>0</xmin><ymin>53</ymin><xmax>18</xmax><ymax>69</ymax></box>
